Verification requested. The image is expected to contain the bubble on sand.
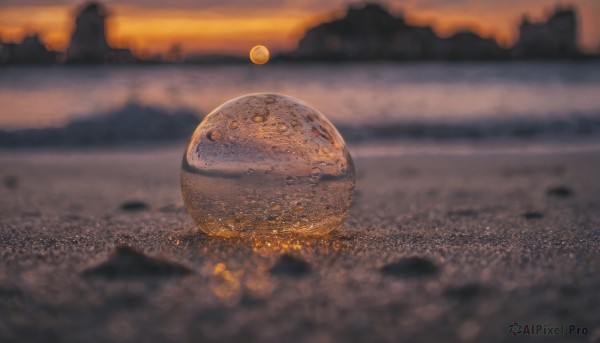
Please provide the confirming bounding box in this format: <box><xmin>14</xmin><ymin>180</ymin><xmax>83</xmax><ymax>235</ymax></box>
<box><xmin>181</xmin><ymin>93</ymin><xmax>355</xmax><ymax>237</ymax></box>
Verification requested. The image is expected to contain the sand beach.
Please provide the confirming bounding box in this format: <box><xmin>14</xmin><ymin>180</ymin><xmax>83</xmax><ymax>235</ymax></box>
<box><xmin>1</xmin><ymin>146</ymin><xmax>598</xmax><ymax>342</ymax></box>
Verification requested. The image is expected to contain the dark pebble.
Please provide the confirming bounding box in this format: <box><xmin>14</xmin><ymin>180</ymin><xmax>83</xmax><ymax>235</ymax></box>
<box><xmin>448</xmin><ymin>209</ymin><xmax>478</xmax><ymax>217</ymax></box>
<box><xmin>0</xmin><ymin>286</ymin><xmax>24</xmax><ymax>299</ymax></box>
<box><xmin>546</xmin><ymin>186</ymin><xmax>573</xmax><ymax>198</ymax></box>
<box><xmin>559</xmin><ymin>285</ymin><xmax>579</xmax><ymax>297</ymax></box>
<box><xmin>523</xmin><ymin>211</ymin><xmax>544</xmax><ymax>220</ymax></box>
<box><xmin>194</xmin><ymin>307</ymin><xmax>229</xmax><ymax>323</ymax></box>
<box><xmin>83</xmin><ymin>246</ymin><xmax>191</xmax><ymax>279</ymax></box>
<box><xmin>105</xmin><ymin>293</ymin><xmax>147</xmax><ymax>309</ymax></box>
<box><xmin>381</xmin><ymin>257</ymin><xmax>439</xmax><ymax>278</ymax></box>
<box><xmin>269</xmin><ymin>254</ymin><xmax>310</xmax><ymax>277</ymax></box>
<box><xmin>444</xmin><ymin>283</ymin><xmax>486</xmax><ymax>301</ymax></box>
<box><xmin>3</xmin><ymin>175</ymin><xmax>18</xmax><ymax>190</ymax></box>
<box><xmin>120</xmin><ymin>200</ymin><xmax>149</xmax><ymax>211</ymax></box>
<box><xmin>240</xmin><ymin>293</ymin><xmax>266</xmax><ymax>307</ymax></box>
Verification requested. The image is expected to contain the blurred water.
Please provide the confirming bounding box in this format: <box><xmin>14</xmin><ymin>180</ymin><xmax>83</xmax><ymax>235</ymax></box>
<box><xmin>1</xmin><ymin>62</ymin><xmax>600</xmax><ymax>131</ymax></box>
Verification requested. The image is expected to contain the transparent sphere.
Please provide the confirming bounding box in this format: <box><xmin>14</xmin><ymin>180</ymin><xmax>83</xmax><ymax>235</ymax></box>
<box><xmin>181</xmin><ymin>93</ymin><xmax>355</xmax><ymax>237</ymax></box>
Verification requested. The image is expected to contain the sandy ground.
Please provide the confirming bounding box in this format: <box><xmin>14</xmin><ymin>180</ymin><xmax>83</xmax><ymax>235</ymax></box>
<box><xmin>0</xmin><ymin>146</ymin><xmax>599</xmax><ymax>343</ymax></box>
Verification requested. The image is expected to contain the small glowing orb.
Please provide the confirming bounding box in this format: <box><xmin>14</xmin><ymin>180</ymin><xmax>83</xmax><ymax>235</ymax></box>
<box><xmin>249</xmin><ymin>45</ymin><xmax>270</xmax><ymax>64</ymax></box>
<box><xmin>181</xmin><ymin>93</ymin><xmax>355</xmax><ymax>237</ymax></box>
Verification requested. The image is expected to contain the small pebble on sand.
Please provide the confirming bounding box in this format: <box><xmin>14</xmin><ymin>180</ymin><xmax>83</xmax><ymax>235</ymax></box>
<box><xmin>3</xmin><ymin>175</ymin><xmax>18</xmax><ymax>190</ymax></box>
<box><xmin>83</xmin><ymin>246</ymin><xmax>190</xmax><ymax>279</ymax></box>
<box><xmin>120</xmin><ymin>201</ymin><xmax>150</xmax><ymax>211</ymax></box>
<box><xmin>523</xmin><ymin>211</ymin><xmax>544</xmax><ymax>219</ymax></box>
<box><xmin>546</xmin><ymin>186</ymin><xmax>573</xmax><ymax>198</ymax></box>
<box><xmin>270</xmin><ymin>254</ymin><xmax>311</xmax><ymax>277</ymax></box>
<box><xmin>381</xmin><ymin>257</ymin><xmax>439</xmax><ymax>278</ymax></box>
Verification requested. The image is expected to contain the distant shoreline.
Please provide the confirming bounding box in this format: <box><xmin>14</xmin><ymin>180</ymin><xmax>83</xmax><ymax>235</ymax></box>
<box><xmin>1</xmin><ymin>57</ymin><xmax>600</xmax><ymax>68</ymax></box>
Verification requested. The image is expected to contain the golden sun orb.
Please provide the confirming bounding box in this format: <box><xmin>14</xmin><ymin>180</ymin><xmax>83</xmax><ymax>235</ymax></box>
<box><xmin>249</xmin><ymin>45</ymin><xmax>270</xmax><ymax>65</ymax></box>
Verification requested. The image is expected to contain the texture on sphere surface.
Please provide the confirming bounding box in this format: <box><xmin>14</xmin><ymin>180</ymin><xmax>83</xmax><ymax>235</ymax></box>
<box><xmin>181</xmin><ymin>93</ymin><xmax>355</xmax><ymax>237</ymax></box>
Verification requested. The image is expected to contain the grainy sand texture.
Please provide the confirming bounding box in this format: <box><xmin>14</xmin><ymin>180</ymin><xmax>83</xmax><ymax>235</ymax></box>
<box><xmin>1</xmin><ymin>147</ymin><xmax>599</xmax><ymax>342</ymax></box>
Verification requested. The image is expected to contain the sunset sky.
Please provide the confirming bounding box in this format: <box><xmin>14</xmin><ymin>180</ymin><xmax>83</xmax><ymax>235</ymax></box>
<box><xmin>0</xmin><ymin>0</ymin><xmax>599</xmax><ymax>56</ymax></box>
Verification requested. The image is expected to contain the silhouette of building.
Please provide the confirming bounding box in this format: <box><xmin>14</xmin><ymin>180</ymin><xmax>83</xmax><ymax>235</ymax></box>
<box><xmin>0</xmin><ymin>34</ymin><xmax>57</xmax><ymax>64</ymax></box>
<box><xmin>440</xmin><ymin>31</ymin><xmax>505</xmax><ymax>60</ymax></box>
<box><xmin>292</xmin><ymin>3</ymin><xmax>505</xmax><ymax>61</ymax></box>
<box><xmin>515</xmin><ymin>5</ymin><xmax>580</xmax><ymax>58</ymax></box>
<box><xmin>66</xmin><ymin>2</ymin><xmax>133</xmax><ymax>63</ymax></box>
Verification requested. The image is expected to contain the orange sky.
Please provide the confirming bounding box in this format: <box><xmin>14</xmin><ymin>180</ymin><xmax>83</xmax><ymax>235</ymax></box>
<box><xmin>0</xmin><ymin>1</ymin><xmax>599</xmax><ymax>56</ymax></box>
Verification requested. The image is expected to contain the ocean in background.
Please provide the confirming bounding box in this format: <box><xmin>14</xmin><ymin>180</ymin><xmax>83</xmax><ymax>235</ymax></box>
<box><xmin>1</xmin><ymin>61</ymin><xmax>600</xmax><ymax>147</ymax></box>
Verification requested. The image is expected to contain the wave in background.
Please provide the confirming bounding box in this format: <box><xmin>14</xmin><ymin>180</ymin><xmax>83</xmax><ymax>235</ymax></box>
<box><xmin>1</xmin><ymin>102</ymin><xmax>599</xmax><ymax>148</ymax></box>
<box><xmin>2</xmin><ymin>63</ymin><xmax>600</xmax><ymax>129</ymax></box>
<box><xmin>2</xmin><ymin>63</ymin><xmax>600</xmax><ymax>147</ymax></box>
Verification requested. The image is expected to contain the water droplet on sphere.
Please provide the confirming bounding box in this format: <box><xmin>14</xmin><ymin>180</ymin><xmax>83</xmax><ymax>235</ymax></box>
<box><xmin>277</xmin><ymin>123</ymin><xmax>289</xmax><ymax>132</ymax></box>
<box><xmin>252</xmin><ymin>114</ymin><xmax>266</xmax><ymax>123</ymax></box>
<box><xmin>207</xmin><ymin>130</ymin><xmax>222</xmax><ymax>141</ymax></box>
<box><xmin>291</xmin><ymin>121</ymin><xmax>302</xmax><ymax>132</ymax></box>
<box><xmin>181</xmin><ymin>93</ymin><xmax>355</xmax><ymax>237</ymax></box>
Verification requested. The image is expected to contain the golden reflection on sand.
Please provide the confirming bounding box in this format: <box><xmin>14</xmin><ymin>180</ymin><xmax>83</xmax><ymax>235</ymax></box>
<box><xmin>251</xmin><ymin>236</ymin><xmax>305</xmax><ymax>255</ymax></box>
<box><xmin>211</xmin><ymin>262</ymin><xmax>242</xmax><ymax>301</ymax></box>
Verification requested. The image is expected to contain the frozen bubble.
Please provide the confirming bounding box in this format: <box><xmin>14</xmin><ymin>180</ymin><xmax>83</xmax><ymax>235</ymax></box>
<box><xmin>277</xmin><ymin>123</ymin><xmax>289</xmax><ymax>132</ymax></box>
<box><xmin>291</xmin><ymin>121</ymin><xmax>302</xmax><ymax>132</ymax></box>
<box><xmin>229</xmin><ymin>120</ymin><xmax>240</xmax><ymax>129</ymax></box>
<box><xmin>207</xmin><ymin>130</ymin><xmax>222</xmax><ymax>141</ymax></box>
<box><xmin>252</xmin><ymin>114</ymin><xmax>266</xmax><ymax>123</ymax></box>
<box><xmin>181</xmin><ymin>93</ymin><xmax>355</xmax><ymax>237</ymax></box>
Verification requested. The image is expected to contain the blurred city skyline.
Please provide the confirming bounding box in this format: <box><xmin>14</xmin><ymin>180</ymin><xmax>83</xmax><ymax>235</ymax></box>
<box><xmin>1</xmin><ymin>0</ymin><xmax>600</xmax><ymax>55</ymax></box>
